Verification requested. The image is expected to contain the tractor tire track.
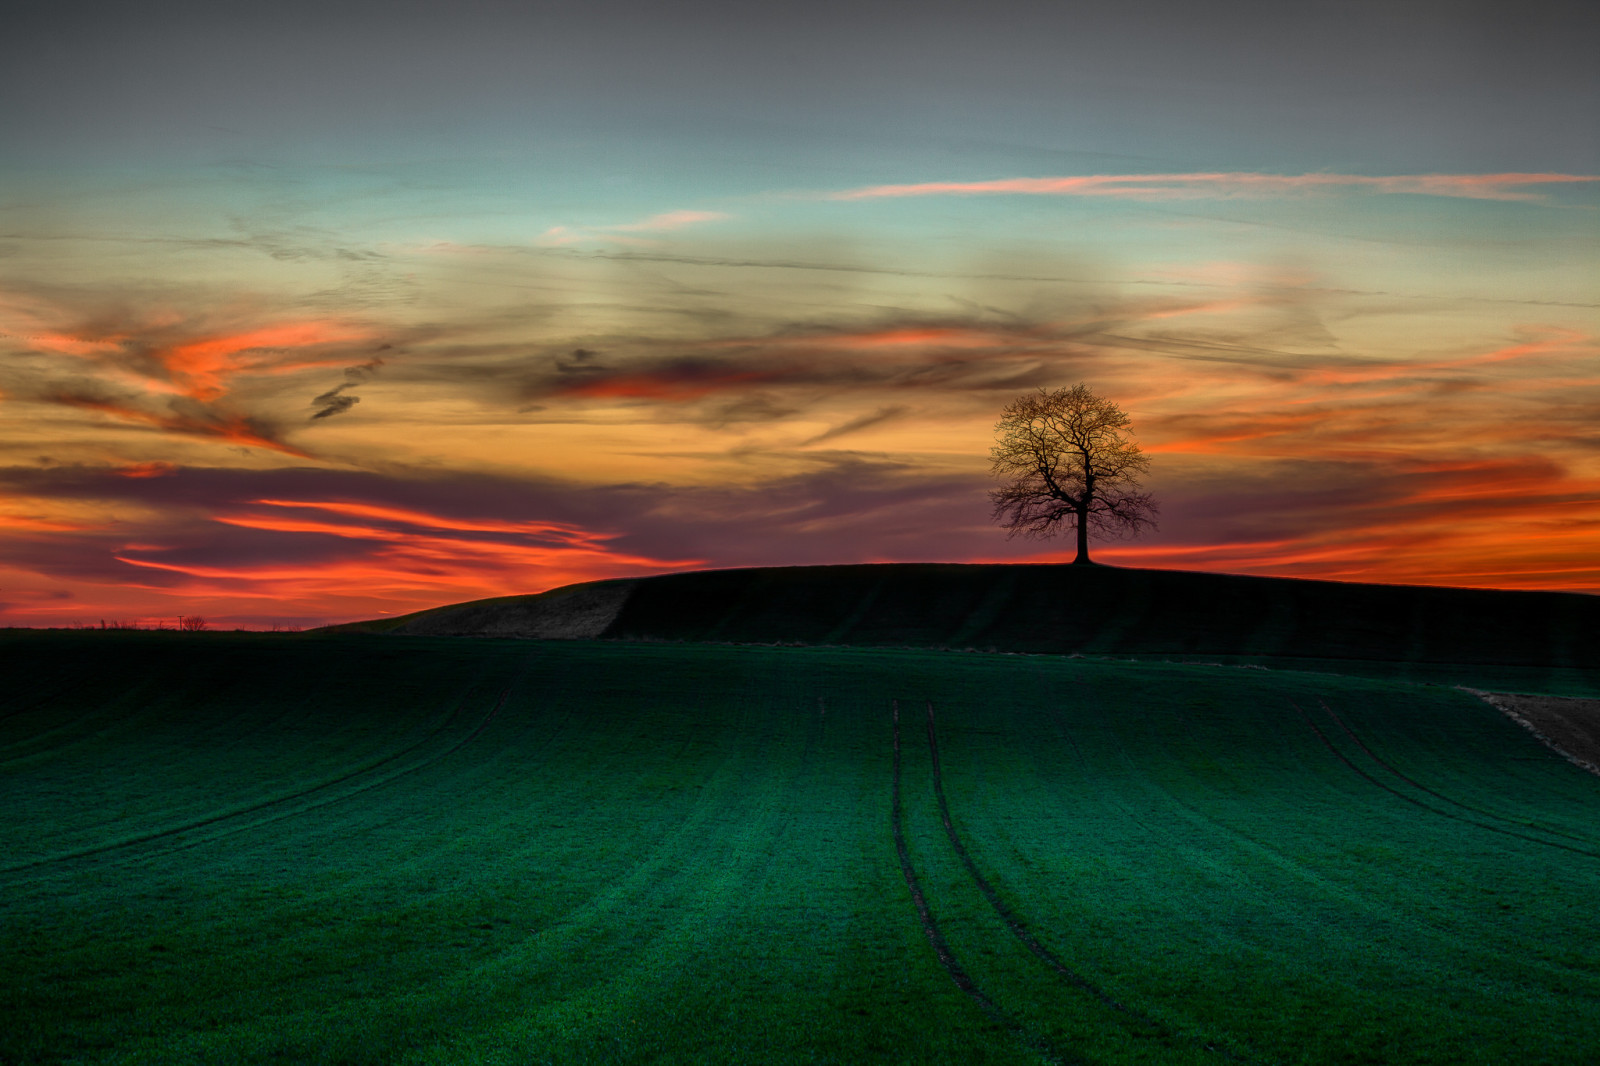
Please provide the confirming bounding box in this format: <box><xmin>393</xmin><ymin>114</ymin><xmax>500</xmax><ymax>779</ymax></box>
<box><xmin>891</xmin><ymin>700</ymin><xmax>1073</xmax><ymax>1066</ymax></box>
<box><xmin>1061</xmin><ymin>676</ymin><xmax>1598</xmax><ymax>994</ymax></box>
<box><xmin>2</xmin><ymin>684</ymin><xmax>515</xmax><ymax>876</ymax></box>
<box><xmin>483</xmin><ymin>686</ymin><xmax>811</xmax><ymax>1031</ymax></box>
<box><xmin>0</xmin><ymin>695</ymin><xmax>155</xmax><ymax>764</ymax></box>
<box><xmin>923</xmin><ymin>701</ymin><xmax>1267</xmax><ymax>1066</ymax></box>
<box><xmin>1049</xmin><ymin>673</ymin><xmax>1599</xmax><ymax>1025</ymax></box>
<box><xmin>164</xmin><ymin>681</ymin><xmax>518</xmax><ymax>851</ymax></box>
<box><xmin>1318</xmin><ymin>698</ymin><xmax>1600</xmax><ymax>849</ymax></box>
<box><xmin>0</xmin><ymin>677</ymin><xmax>94</xmax><ymax>725</ymax></box>
<box><xmin>1292</xmin><ymin>701</ymin><xmax>1600</xmax><ymax>861</ymax></box>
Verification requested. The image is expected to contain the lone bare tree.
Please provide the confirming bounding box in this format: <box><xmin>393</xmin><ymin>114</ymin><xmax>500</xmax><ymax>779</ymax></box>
<box><xmin>989</xmin><ymin>384</ymin><xmax>1158</xmax><ymax>565</ymax></box>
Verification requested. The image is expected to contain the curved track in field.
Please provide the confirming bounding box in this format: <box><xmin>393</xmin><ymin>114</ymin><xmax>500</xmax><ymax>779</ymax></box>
<box><xmin>1</xmin><ymin>685</ymin><xmax>515</xmax><ymax>876</ymax></box>
<box><xmin>1292</xmin><ymin>701</ymin><xmax>1600</xmax><ymax>861</ymax></box>
<box><xmin>0</xmin><ymin>694</ymin><xmax>152</xmax><ymax>764</ymax></box>
<box><xmin>1049</xmin><ymin>673</ymin><xmax>1600</xmax><ymax>1009</ymax></box>
<box><xmin>500</xmin><ymin>686</ymin><xmax>825</xmax><ymax>993</ymax></box>
<box><xmin>920</xmin><ymin>701</ymin><xmax>1269</xmax><ymax>1066</ymax></box>
<box><xmin>890</xmin><ymin>701</ymin><xmax>1072</xmax><ymax>1066</ymax></box>
<box><xmin>1317</xmin><ymin>698</ymin><xmax>1600</xmax><ymax>849</ymax></box>
<box><xmin>0</xmin><ymin>677</ymin><xmax>94</xmax><ymax>725</ymax></box>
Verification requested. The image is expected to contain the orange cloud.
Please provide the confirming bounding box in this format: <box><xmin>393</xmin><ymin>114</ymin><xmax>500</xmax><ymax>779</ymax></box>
<box><xmin>1</xmin><ymin>296</ymin><xmax>368</xmax><ymax>403</ymax></box>
<box><xmin>3</xmin><ymin>298</ymin><xmax>380</xmax><ymax>460</ymax></box>
<box><xmin>158</xmin><ymin>321</ymin><xmax>369</xmax><ymax>401</ymax></box>
<box><xmin>0</xmin><ymin>513</ymin><xmax>101</xmax><ymax>532</ymax></box>
<box><xmin>246</xmin><ymin>499</ymin><xmax>616</xmax><ymax>542</ymax></box>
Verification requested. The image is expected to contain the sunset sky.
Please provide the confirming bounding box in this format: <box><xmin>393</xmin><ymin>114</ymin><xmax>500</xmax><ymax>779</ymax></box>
<box><xmin>3</xmin><ymin>0</ymin><xmax>1597</xmax><ymax>627</ymax></box>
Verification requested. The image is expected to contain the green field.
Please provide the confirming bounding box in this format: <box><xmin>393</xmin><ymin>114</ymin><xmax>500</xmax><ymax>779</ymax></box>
<box><xmin>4</xmin><ymin>630</ymin><xmax>1598</xmax><ymax>1064</ymax></box>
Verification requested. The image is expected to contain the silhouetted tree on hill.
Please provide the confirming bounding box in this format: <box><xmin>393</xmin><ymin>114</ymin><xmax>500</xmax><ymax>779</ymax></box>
<box><xmin>989</xmin><ymin>384</ymin><xmax>1158</xmax><ymax>565</ymax></box>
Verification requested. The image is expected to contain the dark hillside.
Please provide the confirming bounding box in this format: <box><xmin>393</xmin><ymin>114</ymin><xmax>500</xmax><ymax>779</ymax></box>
<box><xmin>606</xmin><ymin>563</ymin><xmax>1596</xmax><ymax>664</ymax></box>
<box><xmin>330</xmin><ymin>564</ymin><xmax>1598</xmax><ymax>691</ymax></box>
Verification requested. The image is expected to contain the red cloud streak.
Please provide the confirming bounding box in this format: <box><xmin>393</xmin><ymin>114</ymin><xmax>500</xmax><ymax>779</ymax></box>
<box><xmin>833</xmin><ymin>172</ymin><xmax>1600</xmax><ymax>202</ymax></box>
<box><xmin>0</xmin><ymin>497</ymin><xmax>702</xmax><ymax>628</ymax></box>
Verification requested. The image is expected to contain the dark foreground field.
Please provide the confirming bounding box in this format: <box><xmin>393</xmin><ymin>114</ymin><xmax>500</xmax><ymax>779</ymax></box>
<box><xmin>4</xmin><ymin>630</ymin><xmax>1599</xmax><ymax>1064</ymax></box>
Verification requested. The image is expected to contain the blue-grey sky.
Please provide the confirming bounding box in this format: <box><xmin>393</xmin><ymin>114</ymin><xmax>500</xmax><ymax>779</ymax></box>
<box><xmin>9</xmin><ymin>1</ymin><xmax>1596</xmax><ymax>169</ymax></box>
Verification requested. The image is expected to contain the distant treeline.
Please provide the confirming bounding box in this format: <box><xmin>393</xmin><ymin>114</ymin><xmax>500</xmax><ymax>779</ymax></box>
<box><xmin>65</xmin><ymin>618</ymin><xmax>302</xmax><ymax>632</ymax></box>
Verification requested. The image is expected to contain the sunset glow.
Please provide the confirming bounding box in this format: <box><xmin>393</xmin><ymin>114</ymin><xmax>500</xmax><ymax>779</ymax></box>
<box><xmin>3</xmin><ymin>2</ymin><xmax>1595</xmax><ymax>626</ymax></box>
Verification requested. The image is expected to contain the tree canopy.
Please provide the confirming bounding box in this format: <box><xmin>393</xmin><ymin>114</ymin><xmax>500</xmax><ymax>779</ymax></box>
<box><xmin>989</xmin><ymin>384</ymin><xmax>1158</xmax><ymax>564</ymax></box>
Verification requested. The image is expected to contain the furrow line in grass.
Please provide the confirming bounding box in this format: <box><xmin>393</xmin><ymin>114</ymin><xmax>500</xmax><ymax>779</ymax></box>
<box><xmin>1291</xmin><ymin>701</ymin><xmax>1600</xmax><ymax>862</ymax></box>
<box><xmin>891</xmin><ymin>700</ymin><xmax>1075</xmax><ymax>1066</ymax></box>
<box><xmin>0</xmin><ymin>684</ymin><xmax>511</xmax><ymax>876</ymax></box>
<box><xmin>1063</xmin><ymin>674</ymin><xmax>1600</xmax><ymax>998</ymax></box>
<box><xmin>1051</xmin><ymin>668</ymin><xmax>1600</xmax><ymax>1050</ymax></box>
<box><xmin>922</xmin><ymin>701</ymin><xmax>1270</xmax><ymax>1066</ymax></box>
<box><xmin>121</xmin><ymin>683</ymin><xmax>522</xmax><ymax>863</ymax></box>
<box><xmin>1318</xmin><ymin>698</ymin><xmax>1600</xmax><ymax>850</ymax></box>
<box><xmin>1054</xmin><ymin>673</ymin><xmax>1502</xmax><ymax>1018</ymax></box>
<box><xmin>0</xmin><ymin>676</ymin><xmax>172</xmax><ymax>764</ymax></box>
<box><xmin>0</xmin><ymin>676</ymin><xmax>94</xmax><ymax>725</ymax></box>
<box><xmin>417</xmin><ymin>681</ymin><xmax>808</xmax><ymax>1056</ymax></box>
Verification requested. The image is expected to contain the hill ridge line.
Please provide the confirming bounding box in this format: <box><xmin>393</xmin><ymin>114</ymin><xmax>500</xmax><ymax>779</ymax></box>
<box><xmin>319</xmin><ymin>565</ymin><xmax>1598</xmax><ymax>686</ymax></box>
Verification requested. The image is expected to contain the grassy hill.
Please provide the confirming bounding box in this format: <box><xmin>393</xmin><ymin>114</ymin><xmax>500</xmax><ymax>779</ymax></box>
<box><xmin>8</xmin><ymin>567</ymin><xmax>1598</xmax><ymax>1063</ymax></box>
<box><xmin>328</xmin><ymin>564</ymin><xmax>1600</xmax><ymax>695</ymax></box>
<box><xmin>4</xmin><ymin>632</ymin><xmax>1600</xmax><ymax>1064</ymax></box>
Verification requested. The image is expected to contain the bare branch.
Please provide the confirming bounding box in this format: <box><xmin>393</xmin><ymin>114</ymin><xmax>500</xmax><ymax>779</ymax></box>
<box><xmin>988</xmin><ymin>384</ymin><xmax>1158</xmax><ymax>562</ymax></box>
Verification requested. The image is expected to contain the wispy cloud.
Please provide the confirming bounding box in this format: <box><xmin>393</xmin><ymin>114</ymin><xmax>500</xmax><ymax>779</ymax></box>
<box><xmin>606</xmin><ymin>210</ymin><xmax>730</xmax><ymax>233</ymax></box>
<box><xmin>0</xmin><ymin>291</ymin><xmax>381</xmax><ymax>456</ymax></box>
<box><xmin>801</xmin><ymin>406</ymin><xmax>910</xmax><ymax>446</ymax></box>
<box><xmin>44</xmin><ymin>388</ymin><xmax>312</xmax><ymax>457</ymax></box>
<box><xmin>537</xmin><ymin>209</ymin><xmax>730</xmax><ymax>247</ymax></box>
<box><xmin>308</xmin><ymin>357</ymin><xmax>383</xmax><ymax>420</ymax></box>
<box><xmin>830</xmin><ymin>173</ymin><xmax>1600</xmax><ymax>203</ymax></box>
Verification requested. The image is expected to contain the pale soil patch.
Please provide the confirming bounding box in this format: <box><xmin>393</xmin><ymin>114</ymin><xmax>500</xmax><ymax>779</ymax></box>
<box><xmin>1467</xmin><ymin>689</ymin><xmax>1600</xmax><ymax>778</ymax></box>
<box><xmin>395</xmin><ymin>580</ymin><xmax>636</xmax><ymax>639</ymax></box>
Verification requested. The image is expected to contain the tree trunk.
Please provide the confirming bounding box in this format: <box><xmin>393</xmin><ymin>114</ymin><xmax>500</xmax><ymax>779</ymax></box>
<box><xmin>1072</xmin><ymin>507</ymin><xmax>1092</xmax><ymax>565</ymax></box>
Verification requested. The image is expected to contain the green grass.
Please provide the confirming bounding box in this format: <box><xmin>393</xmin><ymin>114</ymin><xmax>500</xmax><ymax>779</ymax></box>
<box><xmin>3</xmin><ymin>632</ymin><xmax>1599</xmax><ymax>1064</ymax></box>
